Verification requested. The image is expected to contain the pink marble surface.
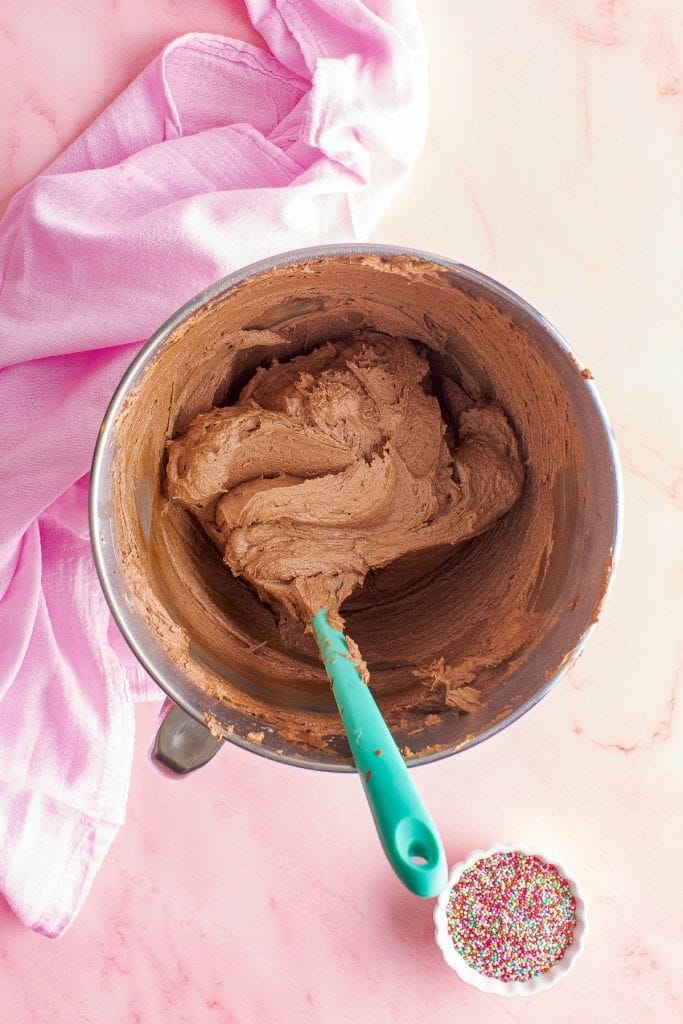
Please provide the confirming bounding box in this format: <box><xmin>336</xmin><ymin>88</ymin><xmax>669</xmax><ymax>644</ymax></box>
<box><xmin>2</xmin><ymin>0</ymin><xmax>683</xmax><ymax>1020</ymax></box>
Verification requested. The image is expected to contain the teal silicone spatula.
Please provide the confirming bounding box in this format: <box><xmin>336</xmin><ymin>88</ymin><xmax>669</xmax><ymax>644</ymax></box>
<box><xmin>311</xmin><ymin>608</ymin><xmax>448</xmax><ymax>898</ymax></box>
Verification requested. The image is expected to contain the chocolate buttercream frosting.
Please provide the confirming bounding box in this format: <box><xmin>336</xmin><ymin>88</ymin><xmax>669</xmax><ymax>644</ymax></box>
<box><xmin>166</xmin><ymin>334</ymin><xmax>524</xmax><ymax>625</ymax></box>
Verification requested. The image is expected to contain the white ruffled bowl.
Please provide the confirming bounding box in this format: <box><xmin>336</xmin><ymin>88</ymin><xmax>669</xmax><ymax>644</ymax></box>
<box><xmin>433</xmin><ymin>844</ymin><xmax>587</xmax><ymax>996</ymax></box>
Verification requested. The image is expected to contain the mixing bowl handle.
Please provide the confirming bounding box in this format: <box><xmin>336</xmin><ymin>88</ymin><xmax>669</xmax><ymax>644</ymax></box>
<box><xmin>150</xmin><ymin>702</ymin><xmax>223</xmax><ymax>777</ymax></box>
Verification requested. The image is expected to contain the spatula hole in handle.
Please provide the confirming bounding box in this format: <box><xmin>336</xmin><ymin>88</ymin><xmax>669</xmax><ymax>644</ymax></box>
<box><xmin>396</xmin><ymin>817</ymin><xmax>441</xmax><ymax>870</ymax></box>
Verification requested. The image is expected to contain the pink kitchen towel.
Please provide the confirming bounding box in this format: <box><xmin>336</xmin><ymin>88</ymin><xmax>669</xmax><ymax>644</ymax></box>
<box><xmin>0</xmin><ymin>0</ymin><xmax>427</xmax><ymax>936</ymax></box>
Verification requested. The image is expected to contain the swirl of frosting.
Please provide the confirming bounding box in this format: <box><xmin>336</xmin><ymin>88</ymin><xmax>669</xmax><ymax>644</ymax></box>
<box><xmin>166</xmin><ymin>334</ymin><xmax>524</xmax><ymax>622</ymax></box>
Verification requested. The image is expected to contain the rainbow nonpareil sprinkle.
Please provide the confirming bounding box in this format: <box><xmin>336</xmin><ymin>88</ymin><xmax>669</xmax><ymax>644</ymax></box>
<box><xmin>445</xmin><ymin>851</ymin><xmax>577</xmax><ymax>982</ymax></box>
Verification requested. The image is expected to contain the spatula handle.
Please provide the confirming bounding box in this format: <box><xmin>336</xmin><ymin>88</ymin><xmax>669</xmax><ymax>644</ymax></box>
<box><xmin>312</xmin><ymin>609</ymin><xmax>447</xmax><ymax>898</ymax></box>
